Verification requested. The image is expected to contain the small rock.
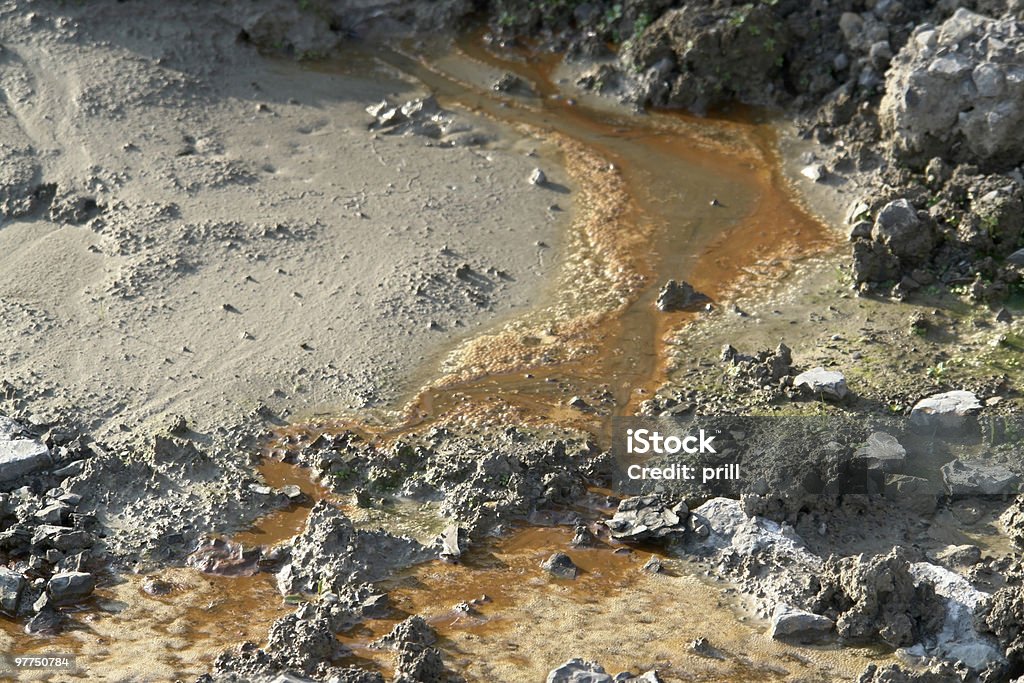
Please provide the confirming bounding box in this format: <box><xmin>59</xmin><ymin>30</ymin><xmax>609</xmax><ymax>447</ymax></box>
<box><xmin>768</xmin><ymin>604</ymin><xmax>834</xmax><ymax>643</ymax></box>
<box><xmin>165</xmin><ymin>414</ymin><xmax>188</xmax><ymax>435</ymax></box>
<box><xmin>854</xmin><ymin>431</ymin><xmax>906</xmax><ymax>473</ymax></box>
<box><xmin>400</xmin><ymin>95</ymin><xmax>440</xmax><ymax>119</ymax></box>
<box><xmin>542</xmin><ymin>552</ymin><xmax>578</xmax><ymax>579</ymax></box>
<box><xmin>436</xmin><ymin>524</ymin><xmax>467</xmax><ymax>563</ymax></box>
<box><xmin>642</xmin><ymin>556</ymin><xmax>663</xmax><ymax>574</ymax></box>
<box><xmin>570</xmin><ymin>524</ymin><xmax>596</xmax><ymax>547</ymax></box>
<box><xmin>24</xmin><ymin>607</ymin><xmax>63</xmax><ymax>634</ymax></box>
<box><xmin>656</xmin><ymin>280</ymin><xmax>711</xmax><ymax>312</ymax></box>
<box><xmin>871</xmin><ymin>199</ymin><xmax>933</xmax><ymax>262</ymax></box>
<box><xmin>845</xmin><ymin>199</ymin><xmax>870</xmax><ymax>225</ymax></box>
<box><xmin>940</xmin><ymin>459</ymin><xmax>1018</xmax><ymax>496</ymax></box>
<box><xmin>547</xmin><ymin>659</ymin><xmax>612</xmax><ymax>683</ymax></box>
<box><xmin>493</xmin><ymin>72</ymin><xmax>532</xmax><ymax>95</ymax></box>
<box><xmin>280</xmin><ymin>484</ymin><xmax>304</xmax><ymax>501</ymax></box>
<box><xmin>793</xmin><ymin>367</ymin><xmax>848</xmax><ymax>400</ymax></box>
<box><xmin>606</xmin><ymin>496</ymin><xmax>688</xmax><ymax>543</ymax></box>
<box><xmin>0</xmin><ymin>433</ymin><xmax>51</xmax><ymax>483</ymax></box>
<box><xmin>529</xmin><ymin>168</ymin><xmax>547</xmax><ymax>185</ymax></box>
<box><xmin>1006</xmin><ymin>248</ymin><xmax>1024</xmax><ymax>266</ymax></box>
<box><xmin>689</xmin><ymin>637</ymin><xmax>723</xmax><ymax>659</ymax></box>
<box><xmin>932</xmin><ymin>544</ymin><xmax>982</xmax><ymax>567</ymax></box>
<box><xmin>34</xmin><ymin>502</ymin><xmax>71</xmax><ymax>525</ymax></box>
<box><xmin>142</xmin><ymin>577</ymin><xmax>174</xmax><ymax>596</ymax></box>
<box><xmin>0</xmin><ymin>569</ymin><xmax>25</xmax><ymax>613</ymax></box>
<box><xmin>911</xmin><ymin>390</ymin><xmax>982</xmax><ymax>430</ymax></box>
<box><xmin>848</xmin><ymin>220</ymin><xmax>873</xmax><ymax>241</ymax></box>
<box><xmin>46</xmin><ymin>571</ymin><xmax>95</xmax><ymax>606</ymax></box>
<box><xmin>800</xmin><ymin>164</ymin><xmax>827</xmax><ymax>182</ymax></box>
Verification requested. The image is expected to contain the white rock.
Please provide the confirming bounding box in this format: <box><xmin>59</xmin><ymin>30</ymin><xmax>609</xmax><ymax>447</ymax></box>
<box><xmin>800</xmin><ymin>164</ymin><xmax>827</xmax><ymax>182</ymax></box>
<box><xmin>793</xmin><ymin>368</ymin><xmax>848</xmax><ymax>400</ymax></box>
<box><xmin>0</xmin><ymin>438</ymin><xmax>51</xmax><ymax>482</ymax></box>
<box><xmin>910</xmin><ymin>390</ymin><xmax>982</xmax><ymax>429</ymax></box>
<box><xmin>910</xmin><ymin>562</ymin><xmax>1005</xmax><ymax>672</ymax></box>
<box><xmin>546</xmin><ymin>659</ymin><xmax>612</xmax><ymax>683</ymax></box>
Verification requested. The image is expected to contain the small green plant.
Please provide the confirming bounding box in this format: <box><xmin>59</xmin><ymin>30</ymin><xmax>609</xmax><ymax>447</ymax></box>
<box><xmin>599</xmin><ymin>2</ymin><xmax>624</xmax><ymax>39</ymax></box>
<box><xmin>633</xmin><ymin>11</ymin><xmax>653</xmax><ymax>38</ymax></box>
<box><xmin>980</xmin><ymin>212</ymin><xmax>1000</xmax><ymax>237</ymax></box>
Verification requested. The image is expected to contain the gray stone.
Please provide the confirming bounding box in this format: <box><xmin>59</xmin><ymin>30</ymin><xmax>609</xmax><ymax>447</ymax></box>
<box><xmin>46</xmin><ymin>571</ymin><xmax>95</xmax><ymax>605</ymax></box>
<box><xmin>941</xmin><ymin>459</ymin><xmax>1018</xmax><ymax>496</ymax></box>
<box><xmin>911</xmin><ymin>390</ymin><xmax>982</xmax><ymax>430</ymax></box>
<box><xmin>365</xmin><ymin>100</ymin><xmax>390</xmax><ymax>118</ymax></box>
<box><xmin>547</xmin><ymin>659</ymin><xmax>613</xmax><ymax>683</ymax></box>
<box><xmin>768</xmin><ymin>604</ymin><xmax>834</xmax><ymax>642</ymax></box>
<box><xmin>854</xmin><ymin>431</ymin><xmax>906</xmax><ymax>473</ymax></box>
<box><xmin>24</xmin><ymin>607</ymin><xmax>62</xmax><ymax>634</ymax></box>
<box><xmin>542</xmin><ymin>552</ymin><xmax>578</xmax><ymax>580</ymax></box>
<box><xmin>910</xmin><ymin>562</ymin><xmax>1005</xmax><ymax>672</ymax></box>
<box><xmin>0</xmin><ymin>568</ymin><xmax>25</xmax><ymax>613</ymax></box>
<box><xmin>869</xmin><ymin>41</ymin><xmax>893</xmax><ymax>69</ymax></box>
<box><xmin>1006</xmin><ymin>248</ymin><xmax>1024</xmax><ymax>266</ymax></box>
<box><xmin>793</xmin><ymin>367</ymin><xmax>848</xmax><ymax>400</ymax></box>
<box><xmin>642</xmin><ymin>556</ymin><xmax>663</xmax><ymax>574</ymax></box>
<box><xmin>605</xmin><ymin>496</ymin><xmax>688</xmax><ymax>542</ymax></box>
<box><xmin>655</xmin><ymin>280</ymin><xmax>711</xmax><ymax>312</ymax></box>
<box><xmin>34</xmin><ymin>502</ymin><xmax>70</xmax><ymax>525</ymax></box>
<box><xmin>848</xmin><ymin>220</ymin><xmax>873</xmax><ymax>241</ymax></box>
<box><xmin>570</xmin><ymin>524</ymin><xmax>596</xmax><ymax>547</ymax></box>
<box><xmin>0</xmin><ymin>437</ymin><xmax>51</xmax><ymax>482</ymax></box>
<box><xmin>530</xmin><ymin>168</ymin><xmax>547</xmax><ymax>185</ymax></box>
<box><xmin>31</xmin><ymin>525</ymin><xmax>95</xmax><ymax>553</ymax></box>
<box><xmin>932</xmin><ymin>544</ymin><xmax>982</xmax><ymax>567</ymax></box>
<box><xmin>280</xmin><ymin>484</ymin><xmax>303</xmax><ymax>501</ymax></box>
<box><xmin>376</xmin><ymin>107</ymin><xmax>405</xmax><ymax>128</ymax></box>
<box><xmin>871</xmin><ymin>199</ymin><xmax>932</xmax><ymax>262</ymax></box>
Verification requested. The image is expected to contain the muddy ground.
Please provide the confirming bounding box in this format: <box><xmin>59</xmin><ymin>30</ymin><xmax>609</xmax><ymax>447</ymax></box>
<box><xmin>1</xmin><ymin>0</ymin><xmax>1024</xmax><ymax>682</ymax></box>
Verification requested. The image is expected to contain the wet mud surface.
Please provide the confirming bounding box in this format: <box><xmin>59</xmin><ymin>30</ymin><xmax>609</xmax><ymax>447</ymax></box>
<box><xmin>4</xmin><ymin>5</ymin><xmax>1021</xmax><ymax>682</ymax></box>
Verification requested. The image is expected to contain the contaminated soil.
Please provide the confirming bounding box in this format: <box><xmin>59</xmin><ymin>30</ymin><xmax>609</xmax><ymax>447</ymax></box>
<box><xmin>1</xmin><ymin>1</ymin><xmax>1024</xmax><ymax>683</ymax></box>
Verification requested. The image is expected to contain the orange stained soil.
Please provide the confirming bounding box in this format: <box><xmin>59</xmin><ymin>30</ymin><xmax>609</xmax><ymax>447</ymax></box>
<box><xmin>333</xmin><ymin>525</ymin><xmax>895</xmax><ymax>682</ymax></box>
